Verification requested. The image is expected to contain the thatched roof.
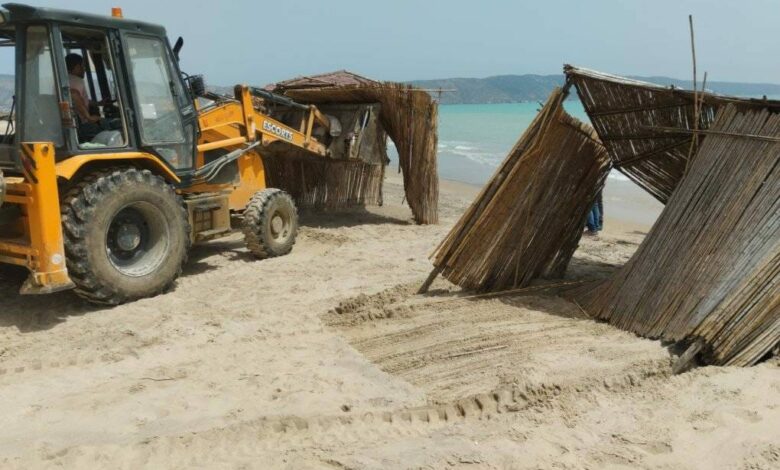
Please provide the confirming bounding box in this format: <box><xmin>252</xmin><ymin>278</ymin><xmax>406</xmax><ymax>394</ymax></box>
<box><xmin>565</xmin><ymin>65</ymin><xmax>780</xmax><ymax>203</ymax></box>
<box><xmin>267</xmin><ymin>70</ymin><xmax>379</xmax><ymax>92</ymax></box>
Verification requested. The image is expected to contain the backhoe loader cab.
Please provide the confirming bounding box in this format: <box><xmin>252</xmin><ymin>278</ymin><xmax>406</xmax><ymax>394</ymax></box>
<box><xmin>0</xmin><ymin>3</ymin><xmax>195</xmax><ymax>170</ymax></box>
<box><xmin>0</xmin><ymin>4</ymin><xmax>334</xmax><ymax>304</ymax></box>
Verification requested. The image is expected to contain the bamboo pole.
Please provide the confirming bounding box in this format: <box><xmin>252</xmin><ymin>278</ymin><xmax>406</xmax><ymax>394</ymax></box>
<box><xmin>687</xmin><ymin>14</ymin><xmax>699</xmax><ymax>165</ymax></box>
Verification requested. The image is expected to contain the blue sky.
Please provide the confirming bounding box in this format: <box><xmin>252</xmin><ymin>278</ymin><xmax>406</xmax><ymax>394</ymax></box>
<box><xmin>9</xmin><ymin>0</ymin><xmax>780</xmax><ymax>86</ymax></box>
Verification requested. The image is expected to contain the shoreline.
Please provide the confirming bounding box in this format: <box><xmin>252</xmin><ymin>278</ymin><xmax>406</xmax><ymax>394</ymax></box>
<box><xmin>386</xmin><ymin>171</ymin><xmax>662</xmax><ymax>235</ymax></box>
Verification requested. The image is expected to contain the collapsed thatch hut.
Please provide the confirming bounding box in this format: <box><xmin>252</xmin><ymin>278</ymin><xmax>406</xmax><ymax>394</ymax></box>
<box><xmin>426</xmin><ymin>65</ymin><xmax>778</xmax><ymax>366</ymax></box>
<box><xmin>565</xmin><ymin>65</ymin><xmax>780</xmax><ymax>202</ymax></box>
<box><xmin>264</xmin><ymin>71</ymin><xmax>439</xmax><ymax>224</ymax></box>
<box><xmin>580</xmin><ymin>103</ymin><xmax>779</xmax><ymax>366</ymax></box>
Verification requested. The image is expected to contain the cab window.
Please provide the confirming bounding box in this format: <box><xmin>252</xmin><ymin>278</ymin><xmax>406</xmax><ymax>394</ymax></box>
<box><xmin>61</xmin><ymin>26</ymin><xmax>127</xmax><ymax>149</ymax></box>
<box><xmin>0</xmin><ymin>26</ymin><xmax>15</xmax><ymax>149</ymax></box>
<box><xmin>22</xmin><ymin>25</ymin><xmax>63</xmax><ymax>147</ymax></box>
<box><xmin>125</xmin><ymin>34</ymin><xmax>190</xmax><ymax>169</ymax></box>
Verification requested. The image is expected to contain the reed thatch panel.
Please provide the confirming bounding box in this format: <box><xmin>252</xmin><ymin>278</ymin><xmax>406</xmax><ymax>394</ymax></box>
<box><xmin>430</xmin><ymin>88</ymin><xmax>610</xmax><ymax>292</ymax></box>
<box><xmin>565</xmin><ymin>65</ymin><xmax>780</xmax><ymax>204</ymax></box>
<box><xmin>581</xmin><ymin>104</ymin><xmax>780</xmax><ymax>366</ymax></box>
<box><xmin>259</xmin><ymin>100</ymin><xmax>388</xmax><ymax>210</ymax></box>
<box><xmin>272</xmin><ymin>81</ymin><xmax>439</xmax><ymax>224</ymax></box>
<box><xmin>566</xmin><ymin>66</ymin><xmax>711</xmax><ymax>202</ymax></box>
<box><xmin>262</xmin><ymin>155</ymin><xmax>385</xmax><ymax>209</ymax></box>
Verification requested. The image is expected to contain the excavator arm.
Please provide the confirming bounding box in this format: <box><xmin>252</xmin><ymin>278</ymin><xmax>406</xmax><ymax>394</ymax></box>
<box><xmin>195</xmin><ymin>85</ymin><xmax>331</xmax><ymax>159</ymax></box>
<box><xmin>181</xmin><ymin>85</ymin><xmax>336</xmax><ymax>212</ymax></box>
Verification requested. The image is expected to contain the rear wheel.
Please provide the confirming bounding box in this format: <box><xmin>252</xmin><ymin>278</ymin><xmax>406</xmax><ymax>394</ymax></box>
<box><xmin>61</xmin><ymin>167</ymin><xmax>190</xmax><ymax>305</ymax></box>
<box><xmin>242</xmin><ymin>188</ymin><xmax>298</xmax><ymax>259</ymax></box>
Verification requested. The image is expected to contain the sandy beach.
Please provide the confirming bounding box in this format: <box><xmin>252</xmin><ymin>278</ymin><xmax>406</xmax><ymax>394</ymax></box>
<box><xmin>0</xmin><ymin>173</ymin><xmax>777</xmax><ymax>469</ymax></box>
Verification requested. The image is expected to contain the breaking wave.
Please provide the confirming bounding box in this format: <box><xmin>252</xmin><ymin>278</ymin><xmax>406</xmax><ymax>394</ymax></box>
<box><xmin>399</xmin><ymin>137</ymin><xmax>632</xmax><ymax>186</ymax></box>
<box><xmin>438</xmin><ymin>141</ymin><xmax>503</xmax><ymax>166</ymax></box>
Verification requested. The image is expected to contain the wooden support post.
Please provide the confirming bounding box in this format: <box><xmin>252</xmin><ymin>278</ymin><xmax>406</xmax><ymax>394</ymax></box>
<box><xmin>417</xmin><ymin>266</ymin><xmax>441</xmax><ymax>294</ymax></box>
<box><xmin>672</xmin><ymin>339</ymin><xmax>705</xmax><ymax>375</ymax></box>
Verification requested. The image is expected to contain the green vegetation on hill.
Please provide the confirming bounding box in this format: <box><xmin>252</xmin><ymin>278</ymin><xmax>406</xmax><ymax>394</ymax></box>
<box><xmin>410</xmin><ymin>74</ymin><xmax>780</xmax><ymax>105</ymax></box>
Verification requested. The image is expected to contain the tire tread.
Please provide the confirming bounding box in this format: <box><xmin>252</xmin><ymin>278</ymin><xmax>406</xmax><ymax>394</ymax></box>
<box><xmin>242</xmin><ymin>188</ymin><xmax>298</xmax><ymax>259</ymax></box>
<box><xmin>60</xmin><ymin>167</ymin><xmax>191</xmax><ymax>305</ymax></box>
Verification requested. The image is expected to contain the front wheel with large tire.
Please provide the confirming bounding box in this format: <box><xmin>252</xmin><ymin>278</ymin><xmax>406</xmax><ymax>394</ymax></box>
<box><xmin>242</xmin><ymin>188</ymin><xmax>298</xmax><ymax>259</ymax></box>
<box><xmin>61</xmin><ymin>167</ymin><xmax>191</xmax><ymax>305</ymax></box>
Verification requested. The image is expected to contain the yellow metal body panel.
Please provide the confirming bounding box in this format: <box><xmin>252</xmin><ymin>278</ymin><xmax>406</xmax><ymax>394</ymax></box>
<box><xmin>191</xmin><ymin>101</ymin><xmax>266</xmax><ymax>210</ymax></box>
<box><xmin>55</xmin><ymin>151</ymin><xmax>180</xmax><ymax>183</ymax></box>
<box><xmin>1</xmin><ymin>143</ymin><xmax>75</xmax><ymax>294</ymax></box>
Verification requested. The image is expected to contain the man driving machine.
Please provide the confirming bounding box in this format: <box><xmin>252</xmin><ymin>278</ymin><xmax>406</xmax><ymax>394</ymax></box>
<box><xmin>66</xmin><ymin>52</ymin><xmax>116</xmax><ymax>142</ymax></box>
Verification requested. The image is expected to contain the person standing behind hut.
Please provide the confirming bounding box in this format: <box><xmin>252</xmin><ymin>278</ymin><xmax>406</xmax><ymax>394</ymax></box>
<box><xmin>585</xmin><ymin>189</ymin><xmax>603</xmax><ymax>234</ymax></box>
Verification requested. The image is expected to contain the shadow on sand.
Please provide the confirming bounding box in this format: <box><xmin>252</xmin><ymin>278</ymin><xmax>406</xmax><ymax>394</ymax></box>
<box><xmin>416</xmin><ymin>254</ymin><xmax>624</xmax><ymax>322</ymax></box>
<box><xmin>0</xmin><ymin>265</ymin><xmax>96</xmax><ymax>332</ymax></box>
<box><xmin>299</xmin><ymin>207</ymin><xmax>411</xmax><ymax>228</ymax></box>
<box><xmin>0</xmin><ymin>206</ymin><xmax>410</xmax><ymax>332</ymax></box>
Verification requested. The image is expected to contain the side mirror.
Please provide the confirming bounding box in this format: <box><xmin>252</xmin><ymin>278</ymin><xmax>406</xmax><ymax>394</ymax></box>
<box><xmin>187</xmin><ymin>75</ymin><xmax>206</xmax><ymax>97</ymax></box>
<box><xmin>173</xmin><ymin>36</ymin><xmax>184</xmax><ymax>61</ymax></box>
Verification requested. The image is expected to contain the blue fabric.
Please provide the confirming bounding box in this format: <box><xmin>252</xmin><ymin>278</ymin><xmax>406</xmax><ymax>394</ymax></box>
<box><xmin>586</xmin><ymin>203</ymin><xmax>601</xmax><ymax>232</ymax></box>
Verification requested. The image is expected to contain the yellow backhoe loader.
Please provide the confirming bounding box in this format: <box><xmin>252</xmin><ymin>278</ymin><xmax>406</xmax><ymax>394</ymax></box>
<box><xmin>0</xmin><ymin>4</ymin><xmax>342</xmax><ymax>304</ymax></box>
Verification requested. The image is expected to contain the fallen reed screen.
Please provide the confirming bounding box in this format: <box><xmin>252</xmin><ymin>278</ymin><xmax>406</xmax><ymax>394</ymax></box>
<box><xmin>581</xmin><ymin>104</ymin><xmax>779</xmax><ymax>366</ymax></box>
<box><xmin>430</xmin><ymin>87</ymin><xmax>611</xmax><ymax>291</ymax></box>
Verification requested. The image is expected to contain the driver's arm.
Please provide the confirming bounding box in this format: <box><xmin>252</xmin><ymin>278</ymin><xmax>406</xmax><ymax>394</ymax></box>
<box><xmin>72</xmin><ymin>88</ymin><xmax>100</xmax><ymax>123</ymax></box>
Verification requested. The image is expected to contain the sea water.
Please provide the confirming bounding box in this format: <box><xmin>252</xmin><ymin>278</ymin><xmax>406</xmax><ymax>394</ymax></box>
<box><xmin>402</xmin><ymin>101</ymin><xmax>636</xmax><ymax>186</ymax></box>
<box><xmin>389</xmin><ymin>101</ymin><xmax>663</xmax><ymax>228</ymax></box>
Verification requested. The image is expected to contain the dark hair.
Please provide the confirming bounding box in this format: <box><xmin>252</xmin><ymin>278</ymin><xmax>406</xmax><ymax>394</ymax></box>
<box><xmin>65</xmin><ymin>53</ymin><xmax>83</xmax><ymax>72</ymax></box>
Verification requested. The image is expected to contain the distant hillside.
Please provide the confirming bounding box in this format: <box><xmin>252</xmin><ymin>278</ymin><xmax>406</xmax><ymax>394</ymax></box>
<box><xmin>410</xmin><ymin>75</ymin><xmax>564</xmax><ymax>104</ymax></box>
<box><xmin>1</xmin><ymin>72</ymin><xmax>778</xmax><ymax>111</ymax></box>
<box><xmin>410</xmin><ymin>74</ymin><xmax>780</xmax><ymax>105</ymax></box>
